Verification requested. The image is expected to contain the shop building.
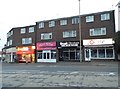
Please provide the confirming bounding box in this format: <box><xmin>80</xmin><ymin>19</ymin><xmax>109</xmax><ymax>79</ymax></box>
<box><xmin>3</xmin><ymin>10</ymin><xmax>116</xmax><ymax>63</ymax></box>
<box><xmin>3</xmin><ymin>25</ymin><xmax>36</xmax><ymax>63</ymax></box>
<box><xmin>36</xmin><ymin>15</ymin><xmax>80</xmax><ymax>62</ymax></box>
<box><xmin>57</xmin><ymin>41</ymin><xmax>80</xmax><ymax>61</ymax></box>
<box><xmin>83</xmin><ymin>38</ymin><xmax>115</xmax><ymax>61</ymax></box>
<box><xmin>81</xmin><ymin>10</ymin><xmax>116</xmax><ymax>61</ymax></box>
<box><xmin>16</xmin><ymin>46</ymin><xmax>35</xmax><ymax>63</ymax></box>
<box><xmin>37</xmin><ymin>42</ymin><xmax>57</xmax><ymax>62</ymax></box>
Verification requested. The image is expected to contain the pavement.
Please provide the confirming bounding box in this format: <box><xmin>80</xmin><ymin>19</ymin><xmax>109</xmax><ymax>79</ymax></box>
<box><xmin>1</xmin><ymin>61</ymin><xmax>119</xmax><ymax>88</ymax></box>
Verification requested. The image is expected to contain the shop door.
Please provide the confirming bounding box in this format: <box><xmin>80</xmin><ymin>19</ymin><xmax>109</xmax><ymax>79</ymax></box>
<box><xmin>85</xmin><ymin>49</ymin><xmax>91</xmax><ymax>61</ymax></box>
<box><xmin>43</xmin><ymin>50</ymin><xmax>51</xmax><ymax>59</ymax></box>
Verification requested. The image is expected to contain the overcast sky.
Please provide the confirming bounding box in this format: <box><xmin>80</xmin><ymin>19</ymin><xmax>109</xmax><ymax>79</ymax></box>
<box><xmin>0</xmin><ymin>0</ymin><xmax>119</xmax><ymax>50</ymax></box>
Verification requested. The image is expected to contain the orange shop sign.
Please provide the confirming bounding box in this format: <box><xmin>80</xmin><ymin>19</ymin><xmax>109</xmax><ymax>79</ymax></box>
<box><xmin>16</xmin><ymin>46</ymin><xmax>35</xmax><ymax>54</ymax></box>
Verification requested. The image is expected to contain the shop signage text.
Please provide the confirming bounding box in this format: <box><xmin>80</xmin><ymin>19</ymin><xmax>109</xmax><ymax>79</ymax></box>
<box><xmin>60</xmin><ymin>42</ymin><xmax>79</xmax><ymax>47</ymax></box>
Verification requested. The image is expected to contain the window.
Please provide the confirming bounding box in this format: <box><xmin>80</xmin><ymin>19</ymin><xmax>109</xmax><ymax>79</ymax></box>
<box><xmin>49</xmin><ymin>21</ymin><xmax>55</xmax><ymax>27</ymax></box>
<box><xmin>106</xmin><ymin>48</ymin><xmax>114</xmax><ymax>58</ymax></box>
<box><xmin>63</xmin><ymin>30</ymin><xmax>76</xmax><ymax>38</ymax></box>
<box><xmin>11</xmin><ymin>31</ymin><xmax>13</xmax><ymax>35</ymax></box>
<box><xmin>101</xmin><ymin>13</ymin><xmax>110</xmax><ymax>21</ymax></box>
<box><xmin>21</xmin><ymin>28</ymin><xmax>26</xmax><ymax>34</ymax></box>
<box><xmin>89</xmin><ymin>48</ymin><xmax>114</xmax><ymax>59</ymax></box>
<box><xmin>90</xmin><ymin>27</ymin><xmax>106</xmax><ymax>36</ymax></box>
<box><xmin>60</xmin><ymin>19</ymin><xmax>67</xmax><ymax>25</ymax></box>
<box><xmin>98</xmin><ymin>49</ymin><xmax>105</xmax><ymax>58</ymax></box>
<box><xmin>86</xmin><ymin>15</ymin><xmax>94</xmax><ymax>22</ymax></box>
<box><xmin>22</xmin><ymin>38</ymin><xmax>32</xmax><ymax>44</ymax></box>
<box><xmin>9</xmin><ymin>40</ymin><xmax>12</xmax><ymax>45</ymax></box>
<box><xmin>39</xmin><ymin>22</ymin><xmax>44</xmax><ymax>28</ymax></box>
<box><xmin>91</xmin><ymin>49</ymin><xmax>97</xmax><ymax>57</ymax></box>
<box><xmin>29</xmin><ymin>27</ymin><xmax>34</xmax><ymax>33</ymax></box>
<box><xmin>72</xmin><ymin>17</ymin><xmax>79</xmax><ymax>24</ymax></box>
<box><xmin>41</xmin><ymin>33</ymin><xmax>52</xmax><ymax>40</ymax></box>
<box><xmin>7</xmin><ymin>32</ymin><xmax>11</xmax><ymax>38</ymax></box>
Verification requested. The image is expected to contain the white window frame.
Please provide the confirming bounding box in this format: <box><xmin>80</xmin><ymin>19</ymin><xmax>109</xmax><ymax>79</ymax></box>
<box><xmin>101</xmin><ymin>13</ymin><xmax>110</xmax><ymax>21</ymax></box>
<box><xmin>90</xmin><ymin>27</ymin><xmax>106</xmax><ymax>36</ymax></box>
<box><xmin>29</xmin><ymin>27</ymin><xmax>34</xmax><ymax>33</ymax></box>
<box><xmin>22</xmin><ymin>38</ymin><xmax>32</xmax><ymax>44</ymax></box>
<box><xmin>11</xmin><ymin>30</ymin><xmax>13</xmax><ymax>35</ymax></box>
<box><xmin>41</xmin><ymin>33</ymin><xmax>52</xmax><ymax>40</ymax></box>
<box><xmin>39</xmin><ymin>22</ymin><xmax>44</xmax><ymax>28</ymax></box>
<box><xmin>9</xmin><ymin>40</ymin><xmax>12</xmax><ymax>45</ymax></box>
<box><xmin>72</xmin><ymin>17</ymin><xmax>79</xmax><ymax>24</ymax></box>
<box><xmin>86</xmin><ymin>15</ymin><xmax>94</xmax><ymax>22</ymax></box>
<box><xmin>60</xmin><ymin>19</ymin><xmax>67</xmax><ymax>26</ymax></box>
<box><xmin>63</xmin><ymin>30</ymin><xmax>76</xmax><ymax>38</ymax></box>
<box><xmin>20</xmin><ymin>28</ymin><xmax>26</xmax><ymax>34</ymax></box>
<box><xmin>49</xmin><ymin>21</ymin><xmax>55</xmax><ymax>27</ymax></box>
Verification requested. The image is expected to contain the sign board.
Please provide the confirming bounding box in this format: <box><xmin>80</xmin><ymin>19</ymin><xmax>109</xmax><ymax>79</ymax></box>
<box><xmin>59</xmin><ymin>42</ymin><xmax>79</xmax><ymax>47</ymax></box>
<box><xmin>83</xmin><ymin>38</ymin><xmax>113</xmax><ymax>45</ymax></box>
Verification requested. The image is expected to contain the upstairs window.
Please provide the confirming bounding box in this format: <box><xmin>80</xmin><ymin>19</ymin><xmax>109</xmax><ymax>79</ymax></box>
<box><xmin>41</xmin><ymin>33</ymin><xmax>52</xmax><ymax>40</ymax></box>
<box><xmin>29</xmin><ymin>27</ymin><xmax>34</xmax><ymax>33</ymax></box>
<box><xmin>39</xmin><ymin>22</ymin><xmax>44</xmax><ymax>28</ymax></box>
<box><xmin>20</xmin><ymin>28</ymin><xmax>26</xmax><ymax>34</ymax></box>
<box><xmin>49</xmin><ymin>21</ymin><xmax>55</xmax><ymax>27</ymax></box>
<box><xmin>11</xmin><ymin>30</ymin><xmax>13</xmax><ymax>35</ymax></box>
<box><xmin>22</xmin><ymin>38</ymin><xmax>32</xmax><ymax>44</ymax></box>
<box><xmin>72</xmin><ymin>17</ymin><xmax>79</xmax><ymax>24</ymax></box>
<box><xmin>90</xmin><ymin>27</ymin><xmax>106</xmax><ymax>36</ymax></box>
<box><xmin>63</xmin><ymin>30</ymin><xmax>76</xmax><ymax>38</ymax></box>
<box><xmin>101</xmin><ymin>13</ymin><xmax>110</xmax><ymax>21</ymax></box>
<box><xmin>86</xmin><ymin>15</ymin><xmax>94</xmax><ymax>22</ymax></box>
<box><xmin>60</xmin><ymin>19</ymin><xmax>67</xmax><ymax>26</ymax></box>
<box><xmin>9</xmin><ymin>40</ymin><xmax>12</xmax><ymax>45</ymax></box>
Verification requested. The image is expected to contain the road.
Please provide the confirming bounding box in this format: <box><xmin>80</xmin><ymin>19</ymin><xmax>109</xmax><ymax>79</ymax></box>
<box><xmin>1</xmin><ymin>62</ymin><xmax>119</xmax><ymax>88</ymax></box>
<box><xmin>2</xmin><ymin>62</ymin><xmax>118</xmax><ymax>73</ymax></box>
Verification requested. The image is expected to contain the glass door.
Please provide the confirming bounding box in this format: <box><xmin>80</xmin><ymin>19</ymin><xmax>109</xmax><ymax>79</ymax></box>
<box><xmin>85</xmin><ymin>49</ymin><xmax>91</xmax><ymax>61</ymax></box>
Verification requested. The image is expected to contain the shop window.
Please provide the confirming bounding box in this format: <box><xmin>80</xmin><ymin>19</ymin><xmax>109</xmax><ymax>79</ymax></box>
<box><xmin>43</xmin><ymin>53</ymin><xmax>46</xmax><ymax>59</ymax></box>
<box><xmin>98</xmin><ymin>49</ymin><xmax>105</xmax><ymax>58</ymax></box>
<box><xmin>91</xmin><ymin>49</ymin><xmax>97</xmax><ymax>58</ymax></box>
<box><xmin>37</xmin><ymin>52</ymin><xmax>42</xmax><ymax>59</ymax></box>
<box><xmin>76</xmin><ymin>51</ymin><xmax>80</xmax><ymax>59</ymax></box>
<box><xmin>106</xmin><ymin>49</ymin><xmax>113</xmax><ymax>58</ymax></box>
<box><xmin>51</xmin><ymin>51</ymin><xmax>56</xmax><ymax>59</ymax></box>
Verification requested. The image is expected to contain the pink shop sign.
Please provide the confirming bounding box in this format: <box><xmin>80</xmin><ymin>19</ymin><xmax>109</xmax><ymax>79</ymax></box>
<box><xmin>37</xmin><ymin>42</ymin><xmax>56</xmax><ymax>47</ymax></box>
<box><xmin>37</xmin><ymin>42</ymin><xmax>56</xmax><ymax>50</ymax></box>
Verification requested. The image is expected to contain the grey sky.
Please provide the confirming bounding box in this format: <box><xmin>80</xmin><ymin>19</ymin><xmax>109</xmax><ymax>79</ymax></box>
<box><xmin>0</xmin><ymin>0</ymin><xmax>119</xmax><ymax>50</ymax></box>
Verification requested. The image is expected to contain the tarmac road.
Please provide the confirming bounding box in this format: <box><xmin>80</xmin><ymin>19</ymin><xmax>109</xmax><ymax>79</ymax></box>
<box><xmin>1</xmin><ymin>61</ymin><xmax>119</xmax><ymax>88</ymax></box>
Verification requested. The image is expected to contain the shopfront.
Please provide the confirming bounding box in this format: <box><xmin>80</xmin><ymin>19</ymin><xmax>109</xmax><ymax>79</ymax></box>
<box><xmin>16</xmin><ymin>46</ymin><xmax>35</xmax><ymax>63</ymax></box>
<box><xmin>37</xmin><ymin>42</ymin><xmax>57</xmax><ymax>63</ymax></box>
<box><xmin>57</xmin><ymin>41</ymin><xmax>80</xmax><ymax>62</ymax></box>
<box><xmin>4</xmin><ymin>47</ymin><xmax>16</xmax><ymax>63</ymax></box>
<box><xmin>83</xmin><ymin>38</ymin><xmax>115</xmax><ymax>61</ymax></box>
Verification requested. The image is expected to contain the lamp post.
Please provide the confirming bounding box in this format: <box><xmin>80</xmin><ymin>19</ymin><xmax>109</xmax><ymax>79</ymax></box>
<box><xmin>78</xmin><ymin>0</ymin><xmax>82</xmax><ymax>62</ymax></box>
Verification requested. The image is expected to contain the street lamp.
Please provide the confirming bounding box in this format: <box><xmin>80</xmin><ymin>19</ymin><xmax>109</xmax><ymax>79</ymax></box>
<box><xmin>78</xmin><ymin>0</ymin><xmax>82</xmax><ymax>62</ymax></box>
